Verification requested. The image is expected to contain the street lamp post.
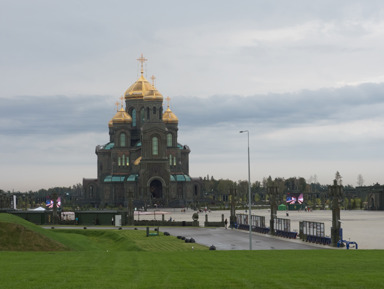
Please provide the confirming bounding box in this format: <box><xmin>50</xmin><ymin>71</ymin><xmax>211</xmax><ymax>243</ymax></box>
<box><xmin>240</xmin><ymin>130</ymin><xmax>252</xmax><ymax>250</ymax></box>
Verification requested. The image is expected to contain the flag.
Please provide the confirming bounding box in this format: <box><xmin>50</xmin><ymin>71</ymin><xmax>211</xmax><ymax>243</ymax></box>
<box><xmin>286</xmin><ymin>195</ymin><xmax>296</xmax><ymax>204</ymax></box>
<box><xmin>298</xmin><ymin>193</ymin><xmax>304</xmax><ymax>204</ymax></box>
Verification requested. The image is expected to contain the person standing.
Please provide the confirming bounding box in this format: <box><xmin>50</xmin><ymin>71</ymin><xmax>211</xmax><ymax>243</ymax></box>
<box><xmin>224</xmin><ymin>218</ymin><xmax>228</xmax><ymax>229</ymax></box>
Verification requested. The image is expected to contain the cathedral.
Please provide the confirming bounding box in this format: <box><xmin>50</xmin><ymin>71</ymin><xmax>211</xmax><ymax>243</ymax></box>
<box><xmin>83</xmin><ymin>55</ymin><xmax>201</xmax><ymax>208</ymax></box>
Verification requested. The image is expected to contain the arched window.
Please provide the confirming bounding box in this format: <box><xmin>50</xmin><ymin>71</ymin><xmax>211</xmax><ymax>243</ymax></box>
<box><xmin>118</xmin><ymin>156</ymin><xmax>121</xmax><ymax>166</ymax></box>
<box><xmin>152</xmin><ymin>137</ymin><xmax>158</xmax><ymax>156</ymax></box>
<box><xmin>132</xmin><ymin>109</ymin><xmax>136</xmax><ymax>127</ymax></box>
<box><xmin>120</xmin><ymin>133</ymin><xmax>126</xmax><ymax>147</ymax></box>
<box><xmin>173</xmin><ymin>156</ymin><xmax>176</xmax><ymax>166</ymax></box>
<box><xmin>140</xmin><ymin>108</ymin><xmax>145</xmax><ymax>123</ymax></box>
<box><xmin>122</xmin><ymin>155</ymin><xmax>125</xmax><ymax>166</ymax></box>
<box><xmin>167</xmin><ymin>133</ymin><xmax>172</xmax><ymax>147</ymax></box>
<box><xmin>153</xmin><ymin>106</ymin><xmax>156</xmax><ymax>115</ymax></box>
<box><xmin>126</xmin><ymin>155</ymin><xmax>130</xmax><ymax>166</ymax></box>
<box><xmin>147</xmin><ymin>107</ymin><xmax>150</xmax><ymax>120</ymax></box>
<box><xmin>159</xmin><ymin>107</ymin><xmax>163</xmax><ymax>120</ymax></box>
<box><xmin>169</xmin><ymin>155</ymin><xmax>172</xmax><ymax>166</ymax></box>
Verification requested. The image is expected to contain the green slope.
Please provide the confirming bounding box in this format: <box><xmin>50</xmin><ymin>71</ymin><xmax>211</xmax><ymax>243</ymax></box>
<box><xmin>0</xmin><ymin>213</ymin><xmax>207</xmax><ymax>252</ymax></box>
<box><xmin>0</xmin><ymin>213</ymin><xmax>69</xmax><ymax>251</ymax></box>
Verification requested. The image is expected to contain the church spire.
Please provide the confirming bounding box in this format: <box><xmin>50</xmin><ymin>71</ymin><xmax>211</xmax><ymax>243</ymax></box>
<box><xmin>137</xmin><ymin>53</ymin><xmax>148</xmax><ymax>75</ymax></box>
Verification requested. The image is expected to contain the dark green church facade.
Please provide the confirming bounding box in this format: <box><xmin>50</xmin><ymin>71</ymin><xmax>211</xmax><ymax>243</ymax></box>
<box><xmin>83</xmin><ymin>55</ymin><xmax>201</xmax><ymax>208</ymax></box>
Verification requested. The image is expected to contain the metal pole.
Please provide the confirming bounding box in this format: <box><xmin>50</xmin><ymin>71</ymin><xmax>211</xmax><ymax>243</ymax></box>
<box><xmin>240</xmin><ymin>130</ymin><xmax>252</xmax><ymax>250</ymax></box>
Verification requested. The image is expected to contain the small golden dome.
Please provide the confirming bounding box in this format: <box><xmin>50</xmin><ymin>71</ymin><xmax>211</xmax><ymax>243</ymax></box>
<box><xmin>163</xmin><ymin>106</ymin><xmax>178</xmax><ymax>124</ymax></box>
<box><xmin>111</xmin><ymin>107</ymin><xmax>132</xmax><ymax>125</ymax></box>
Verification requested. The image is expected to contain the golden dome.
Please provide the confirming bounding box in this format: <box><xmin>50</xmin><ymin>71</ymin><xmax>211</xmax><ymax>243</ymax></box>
<box><xmin>163</xmin><ymin>106</ymin><xmax>178</xmax><ymax>124</ymax></box>
<box><xmin>125</xmin><ymin>55</ymin><xmax>163</xmax><ymax>101</ymax></box>
<box><xmin>124</xmin><ymin>74</ymin><xmax>163</xmax><ymax>101</ymax></box>
<box><xmin>110</xmin><ymin>107</ymin><xmax>132</xmax><ymax>125</ymax></box>
<box><xmin>124</xmin><ymin>75</ymin><xmax>152</xmax><ymax>99</ymax></box>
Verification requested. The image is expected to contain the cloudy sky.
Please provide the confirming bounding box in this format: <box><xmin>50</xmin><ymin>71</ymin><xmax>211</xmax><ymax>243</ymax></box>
<box><xmin>1</xmin><ymin>0</ymin><xmax>384</xmax><ymax>191</ymax></box>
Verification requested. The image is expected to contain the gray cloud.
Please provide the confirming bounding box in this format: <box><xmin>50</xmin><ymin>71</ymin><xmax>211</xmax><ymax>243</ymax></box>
<box><xmin>1</xmin><ymin>83</ymin><xmax>383</xmax><ymax>138</ymax></box>
<box><xmin>0</xmin><ymin>95</ymin><xmax>112</xmax><ymax>135</ymax></box>
<box><xmin>173</xmin><ymin>83</ymin><xmax>384</xmax><ymax>129</ymax></box>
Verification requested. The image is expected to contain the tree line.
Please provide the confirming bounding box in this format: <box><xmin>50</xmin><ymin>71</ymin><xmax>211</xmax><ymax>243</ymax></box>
<box><xmin>0</xmin><ymin>172</ymin><xmax>375</xmax><ymax>210</ymax></box>
<box><xmin>200</xmin><ymin>173</ymin><xmax>370</xmax><ymax>210</ymax></box>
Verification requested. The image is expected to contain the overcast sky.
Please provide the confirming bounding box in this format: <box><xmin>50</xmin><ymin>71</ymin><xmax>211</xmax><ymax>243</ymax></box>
<box><xmin>1</xmin><ymin>0</ymin><xmax>384</xmax><ymax>191</ymax></box>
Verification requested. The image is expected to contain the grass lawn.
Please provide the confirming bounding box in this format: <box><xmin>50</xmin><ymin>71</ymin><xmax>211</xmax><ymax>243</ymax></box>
<box><xmin>1</xmin><ymin>214</ymin><xmax>384</xmax><ymax>289</ymax></box>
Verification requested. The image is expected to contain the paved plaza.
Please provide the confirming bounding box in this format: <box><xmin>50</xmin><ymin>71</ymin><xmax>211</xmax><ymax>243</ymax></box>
<box><xmin>156</xmin><ymin>226</ymin><xmax>324</xmax><ymax>250</ymax></box>
<box><xmin>136</xmin><ymin>208</ymin><xmax>384</xmax><ymax>249</ymax></box>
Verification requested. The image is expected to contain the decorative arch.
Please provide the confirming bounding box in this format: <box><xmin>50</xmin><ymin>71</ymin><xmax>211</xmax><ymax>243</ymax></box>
<box><xmin>147</xmin><ymin>177</ymin><xmax>166</xmax><ymax>199</ymax></box>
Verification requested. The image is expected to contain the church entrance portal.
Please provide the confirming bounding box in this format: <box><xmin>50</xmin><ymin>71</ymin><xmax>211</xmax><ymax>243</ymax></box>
<box><xmin>150</xmin><ymin>180</ymin><xmax>162</xmax><ymax>199</ymax></box>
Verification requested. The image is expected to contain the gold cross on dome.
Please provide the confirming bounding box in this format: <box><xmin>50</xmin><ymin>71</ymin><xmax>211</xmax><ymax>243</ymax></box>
<box><xmin>115</xmin><ymin>101</ymin><xmax>119</xmax><ymax>111</ymax></box>
<box><xmin>151</xmin><ymin>75</ymin><xmax>156</xmax><ymax>86</ymax></box>
<box><xmin>120</xmin><ymin>95</ymin><xmax>124</xmax><ymax>108</ymax></box>
<box><xmin>137</xmin><ymin>53</ymin><xmax>148</xmax><ymax>74</ymax></box>
<box><xmin>166</xmin><ymin>96</ymin><xmax>171</xmax><ymax>108</ymax></box>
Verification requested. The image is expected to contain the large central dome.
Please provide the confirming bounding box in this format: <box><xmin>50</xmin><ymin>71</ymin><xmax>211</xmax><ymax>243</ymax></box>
<box><xmin>125</xmin><ymin>53</ymin><xmax>163</xmax><ymax>101</ymax></box>
<box><xmin>124</xmin><ymin>74</ymin><xmax>161</xmax><ymax>99</ymax></box>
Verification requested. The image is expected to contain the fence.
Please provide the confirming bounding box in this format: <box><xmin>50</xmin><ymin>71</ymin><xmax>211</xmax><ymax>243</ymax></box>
<box><xmin>299</xmin><ymin>221</ymin><xmax>331</xmax><ymax>245</ymax></box>
<box><xmin>274</xmin><ymin>218</ymin><xmax>297</xmax><ymax>238</ymax></box>
<box><xmin>236</xmin><ymin>214</ymin><xmax>269</xmax><ymax>233</ymax></box>
<box><xmin>274</xmin><ymin>218</ymin><xmax>290</xmax><ymax>232</ymax></box>
<box><xmin>300</xmin><ymin>221</ymin><xmax>325</xmax><ymax>237</ymax></box>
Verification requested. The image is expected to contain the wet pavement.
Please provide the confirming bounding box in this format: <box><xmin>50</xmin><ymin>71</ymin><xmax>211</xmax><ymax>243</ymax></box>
<box><xmin>131</xmin><ymin>208</ymin><xmax>384</xmax><ymax>249</ymax></box>
<box><xmin>156</xmin><ymin>226</ymin><xmax>326</xmax><ymax>250</ymax></box>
